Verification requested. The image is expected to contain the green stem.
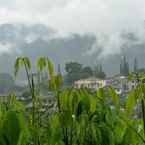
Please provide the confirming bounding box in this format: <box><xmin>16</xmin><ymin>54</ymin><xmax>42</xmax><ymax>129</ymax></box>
<box><xmin>141</xmin><ymin>99</ymin><xmax>145</xmax><ymax>137</ymax></box>
<box><xmin>24</xmin><ymin>61</ymin><xmax>32</xmax><ymax>92</ymax></box>
<box><xmin>31</xmin><ymin>74</ymin><xmax>36</xmax><ymax>127</ymax></box>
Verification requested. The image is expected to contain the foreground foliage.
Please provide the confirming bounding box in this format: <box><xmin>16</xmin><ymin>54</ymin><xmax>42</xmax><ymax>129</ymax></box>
<box><xmin>0</xmin><ymin>57</ymin><xmax>145</xmax><ymax>145</ymax></box>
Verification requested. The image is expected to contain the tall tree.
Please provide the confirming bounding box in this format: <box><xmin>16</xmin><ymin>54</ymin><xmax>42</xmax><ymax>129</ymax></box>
<box><xmin>65</xmin><ymin>62</ymin><xmax>95</xmax><ymax>85</ymax></box>
<box><xmin>65</xmin><ymin>62</ymin><xmax>82</xmax><ymax>74</ymax></box>
<box><xmin>65</xmin><ymin>62</ymin><xmax>82</xmax><ymax>85</ymax></box>
<box><xmin>81</xmin><ymin>66</ymin><xmax>93</xmax><ymax>79</ymax></box>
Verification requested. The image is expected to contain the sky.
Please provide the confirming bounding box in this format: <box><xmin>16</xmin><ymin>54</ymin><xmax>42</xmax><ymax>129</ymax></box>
<box><xmin>0</xmin><ymin>0</ymin><xmax>145</xmax><ymax>58</ymax></box>
<box><xmin>0</xmin><ymin>0</ymin><xmax>144</xmax><ymax>34</ymax></box>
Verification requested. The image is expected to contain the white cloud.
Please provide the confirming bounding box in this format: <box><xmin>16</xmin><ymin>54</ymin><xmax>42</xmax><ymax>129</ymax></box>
<box><xmin>0</xmin><ymin>0</ymin><xmax>145</xmax><ymax>56</ymax></box>
<box><xmin>0</xmin><ymin>42</ymin><xmax>21</xmax><ymax>55</ymax></box>
<box><xmin>0</xmin><ymin>0</ymin><xmax>144</xmax><ymax>34</ymax></box>
<box><xmin>15</xmin><ymin>0</ymin><xmax>69</xmax><ymax>12</ymax></box>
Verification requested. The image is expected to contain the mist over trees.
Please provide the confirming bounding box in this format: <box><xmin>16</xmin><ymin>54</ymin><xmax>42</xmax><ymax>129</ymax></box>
<box><xmin>120</xmin><ymin>56</ymin><xmax>129</xmax><ymax>76</ymax></box>
<box><xmin>134</xmin><ymin>58</ymin><xmax>139</xmax><ymax>73</ymax></box>
<box><xmin>93</xmin><ymin>64</ymin><xmax>106</xmax><ymax>79</ymax></box>
<box><xmin>0</xmin><ymin>23</ymin><xmax>144</xmax><ymax>77</ymax></box>
<box><xmin>65</xmin><ymin>56</ymin><xmax>141</xmax><ymax>86</ymax></box>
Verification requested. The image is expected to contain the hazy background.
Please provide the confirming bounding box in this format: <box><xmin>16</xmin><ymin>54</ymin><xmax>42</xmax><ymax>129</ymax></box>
<box><xmin>0</xmin><ymin>0</ymin><xmax>145</xmax><ymax>76</ymax></box>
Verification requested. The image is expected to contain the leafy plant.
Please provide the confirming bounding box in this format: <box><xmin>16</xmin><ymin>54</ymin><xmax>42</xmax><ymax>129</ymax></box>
<box><xmin>0</xmin><ymin>57</ymin><xmax>144</xmax><ymax>145</ymax></box>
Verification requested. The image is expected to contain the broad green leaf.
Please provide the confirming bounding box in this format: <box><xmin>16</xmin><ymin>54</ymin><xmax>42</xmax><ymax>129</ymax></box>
<box><xmin>36</xmin><ymin>57</ymin><xmax>46</xmax><ymax>72</ymax></box>
<box><xmin>90</xmin><ymin>96</ymin><xmax>97</xmax><ymax>113</ymax></box>
<box><xmin>55</xmin><ymin>64</ymin><xmax>63</xmax><ymax>89</ymax></box>
<box><xmin>47</xmin><ymin>58</ymin><xmax>56</xmax><ymax>90</ymax></box>
<box><xmin>126</xmin><ymin>90</ymin><xmax>136</xmax><ymax>116</ymax></box>
<box><xmin>2</xmin><ymin>111</ymin><xmax>21</xmax><ymax>145</ymax></box>
<box><xmin>108</xmin><ymin>86</ymin><xmax>119</xmax><ymax>108</ymax></box>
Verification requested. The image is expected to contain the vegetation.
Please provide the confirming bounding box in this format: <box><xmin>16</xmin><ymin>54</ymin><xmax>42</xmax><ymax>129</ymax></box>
<box><xmin>0</xmin><ymin>57</ymin><xmax>145</xmax><ymax>145</ymax></box>
<box><xmin>65</xmin><ymin>62</ymin><xmax>106</xmax><ymax>86</ymax></box>
<box><xmin>93</xmin><ymin>64</ymin><xmax>106</xmax><ymax>79</ymax></box>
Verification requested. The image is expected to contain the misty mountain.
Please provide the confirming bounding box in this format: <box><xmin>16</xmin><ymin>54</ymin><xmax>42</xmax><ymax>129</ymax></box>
<box><xmin>0</xmin><ymin>23</ymin><xmax>145</xmax><ymax>77</ymax></box>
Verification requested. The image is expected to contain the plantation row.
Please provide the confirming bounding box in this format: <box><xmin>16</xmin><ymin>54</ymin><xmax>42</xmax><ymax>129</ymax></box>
<box><xmin>0</xmin><ymin>57</ymin><xmax>145</xmax><ymax>145</ymax></box>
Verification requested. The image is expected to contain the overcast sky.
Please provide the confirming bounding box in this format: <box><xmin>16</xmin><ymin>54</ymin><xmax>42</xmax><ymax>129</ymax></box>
<box><xmin>0</xmin><ymin>0</ymin><xmax>144</xmax><ymax>35</ymax></box>
<box><xmin>0</xmin><ymin>0</ymin><xmax>145</xmax><ymax>58</ymax></box>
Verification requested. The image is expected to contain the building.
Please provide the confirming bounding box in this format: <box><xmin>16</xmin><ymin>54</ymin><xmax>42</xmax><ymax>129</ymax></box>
<box><xmin>74</xmin><ymin>77</ymin><xmax>106</xmax><ymax>90</ymax></box>
<box><xmin>111</xmin><ymin>75</ymin><xmax>129</xmax><ymax>95</ymax></box>
<box><xmin>74</xmin><ymin>74</ymin><xmax>142</xmax><ymax>95</ymax></box>
<box><xmin>128</xmin><ymin>79</ymin><xmax>138</xmax><ymax>91</ymax></box>
<box><xmin>74</xmin><ymin>75</ymin><xmax>129</xmax><ymax>94</ymax></box>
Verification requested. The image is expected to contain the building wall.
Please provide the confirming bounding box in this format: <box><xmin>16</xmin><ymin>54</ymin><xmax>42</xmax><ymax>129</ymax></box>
<box><xmin>74</xmin><ymin>75</ymin><xmax>140</xmax><ymax>94</ymax></box>
<box><xmin>74</xmin><ymin>78</ymin><xmax>106</xmax><ymax>90</ymax></box>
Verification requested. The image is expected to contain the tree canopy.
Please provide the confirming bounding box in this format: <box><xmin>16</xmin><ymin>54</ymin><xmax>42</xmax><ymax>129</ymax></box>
<box><xmin>65</xmin><ymin>62</ymin><xmax>106</xmax><ymax>85</ymax></box>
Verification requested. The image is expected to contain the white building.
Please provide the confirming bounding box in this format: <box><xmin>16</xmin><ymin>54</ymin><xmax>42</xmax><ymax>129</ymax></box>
<box><xmin>128</xmin><ymin>79</ymin><xmax>138</xmax><ymax>91</ymax></box>
<box><xmin>111</xmin><ymin>75</ymin><xmax>129</xmax><ymax>95</ymax></box>
<box><xmin>74</xmin><ymin>75</ymin><xmax>140</xmax><ymax>94</ymax></box>
<box><xmin>74</xmin><ymin>77</ymin><xmax>106</xmax><ymax>90</ymax></box>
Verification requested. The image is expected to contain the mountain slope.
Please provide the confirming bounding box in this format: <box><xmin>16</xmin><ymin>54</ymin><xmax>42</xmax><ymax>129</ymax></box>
<box><xmin>0</xmin><ymin>23</ymin><xmax>144</xmax><ymax>76</ymax></box>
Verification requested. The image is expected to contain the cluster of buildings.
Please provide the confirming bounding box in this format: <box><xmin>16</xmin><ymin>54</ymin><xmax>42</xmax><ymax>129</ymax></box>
<box><xmin>74</xmin><ymin>75</ymin><xmax>139</xmax><ymax>95</ymax></box>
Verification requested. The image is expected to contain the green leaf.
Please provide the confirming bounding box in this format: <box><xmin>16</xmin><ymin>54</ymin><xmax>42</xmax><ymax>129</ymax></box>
<box><xmin>90</xmin><ymin>96</ymin><xmax>97</xmax><ymax>113</ymax></box>
<box><xmin>108</xmin><ymin>86</ymin><xmax>119</xmax><ymax>108</ymax></box>
<box><xmin>23</xmin><ymin>57</ymin><xmax>31</xmax><ymax>70</ymax></box>
<box><xmin>14</xmin><ymin>57</ymin><xmax>31</xmax><ymax>77</ymax></box>
<box><xmin>97</xmin><ymin>88</ymin><xmax>105</xmax><ymax>99</ymax></box>
<box><xmin>55</xmin><ymin>64</ymin><xmax>63</xmax><ymax>89</ymax></box>
<box><xmin>36</xmin><ymin>57</ymin><xmax>46</xmax><ymax>72</ymax></box>
<box><xmin>126</xmin><ymin>90</ymin><xmax>136</xmax><ymax>116</ymax></box>
<box><xmin>2</xmin><ymin>111</ymin><xmax>21</xmax><ymax>145</ymax></box>
<box><xmin>14</xmin><ymin>57</ymin><xmax>23</xmax><ymax>77</ymax></box>
<box><xmin>47</xmin><ymin>58</ymin><xmax>56</xmax><ymax>90</ymax></box>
